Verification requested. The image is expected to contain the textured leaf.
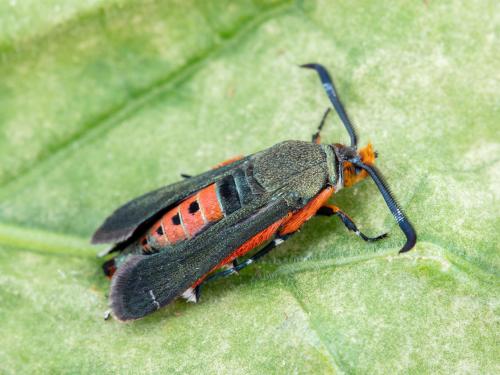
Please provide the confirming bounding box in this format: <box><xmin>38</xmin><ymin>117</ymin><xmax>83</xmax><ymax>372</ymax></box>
<box><xmin>0</xmin><ymin>0</ymin><xmax>498</xmax><ymax>373</ymax></box>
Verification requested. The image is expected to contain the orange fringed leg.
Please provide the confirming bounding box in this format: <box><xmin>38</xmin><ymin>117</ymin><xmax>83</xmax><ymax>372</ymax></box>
<box><xmin>316</xmin><ymin>204</ymin><xmax>388</xmax><ymax>242</ymax></box>
<box><xmin>207</xmin><ymin>199</ymin><xmax>388</xmax><ymax>284</ymax></box>
<box><xmin>203</xmin><ymin>232</ymin><xmax>295</xmax><ymax>285</ymax></box>
<box><xmin>204</xmin><ymin>187</ymin><xmax>335</xmax><ymax>285</ymax></box>
<box><xmin>195</xmin><ymin>192</ymin><xmax>389</xmax><ymax>298</ymax></box>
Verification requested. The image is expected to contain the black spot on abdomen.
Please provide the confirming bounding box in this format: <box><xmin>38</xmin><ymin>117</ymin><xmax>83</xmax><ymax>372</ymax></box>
<box><xmin>188</xmin><ymin>201</ymin><xmax>200</xmax><ymax>214</ymax></box>
<box><xmin>172</xmin><ymin>213</ymin><xmax>181</xmax><ymax>225</ymax></box>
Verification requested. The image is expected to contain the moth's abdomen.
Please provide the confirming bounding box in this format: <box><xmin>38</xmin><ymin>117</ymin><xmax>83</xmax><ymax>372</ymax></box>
<box><xmin>140</xmin><ymin>184</ymin><xmax>221</xmax><ymax>252</ymax></box>
<box><xmin>141</xmin><ymin>172</ymin><xmax>252</xmax><ymax>253</ymax></box>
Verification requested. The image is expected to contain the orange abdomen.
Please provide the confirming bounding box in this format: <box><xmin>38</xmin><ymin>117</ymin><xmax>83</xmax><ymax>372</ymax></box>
<box><xmin>140</xmin><ymin>184</ymin><xmax>224</xmax><ymax>253</ymax></box>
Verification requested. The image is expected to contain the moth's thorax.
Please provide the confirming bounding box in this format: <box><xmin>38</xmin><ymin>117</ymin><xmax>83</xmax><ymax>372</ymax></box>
<box><xmin>252</xmin><ymin>140</ymin><xmax>329</xmax><ymax>202</ymax></box>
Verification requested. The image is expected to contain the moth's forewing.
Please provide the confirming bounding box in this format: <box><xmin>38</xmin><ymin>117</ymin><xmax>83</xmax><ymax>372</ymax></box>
<box><xmin>110</xmin><ymin>197</ymin><xmax>293</xmax><ymax>320</ymax></box>
<box><xmin>91</xmin><ymin>158</ymin><xmax>249</xmax><ymax>245</ymax></box>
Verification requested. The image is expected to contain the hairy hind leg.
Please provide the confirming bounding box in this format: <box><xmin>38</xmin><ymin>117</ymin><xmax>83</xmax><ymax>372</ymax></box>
<box><xmin>204</xmin><ymin>233</ymin><xmax>294</xmax><ymax>283</ymax></box>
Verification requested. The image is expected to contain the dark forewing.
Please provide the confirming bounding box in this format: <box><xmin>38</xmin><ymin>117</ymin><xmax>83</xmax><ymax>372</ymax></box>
<box><xmin>109</xmin><ymin>196</ymin><xmax>295</xmax><ymax>321</ymax></box>
<box><xmin>91</xmin><ymin>158</ymin><xmax>249</xmax><ymax>244</ymax></box>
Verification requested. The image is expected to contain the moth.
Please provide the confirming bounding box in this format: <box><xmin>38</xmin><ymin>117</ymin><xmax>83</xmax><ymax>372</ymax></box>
<box><xmin>92</xmin><ymin>63</ymin><xmax>416</xmax><ymax>321</ymax></box>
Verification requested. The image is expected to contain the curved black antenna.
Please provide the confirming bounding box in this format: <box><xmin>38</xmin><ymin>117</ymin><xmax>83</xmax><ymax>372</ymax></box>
<box><xmin>350</xmin><ymin>160</ymin><xmax>416</xmax><ymax>253</ymax></box>
<box><xmin>301</xmin><ymin>63</ymin><xmax>358</xmax><ymax>148</ymax></box>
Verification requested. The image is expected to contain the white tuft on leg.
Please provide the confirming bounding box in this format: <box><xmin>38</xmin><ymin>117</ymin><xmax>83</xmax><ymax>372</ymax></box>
<box><xmin>182</xmin><ymin>287</ymin><xmax>198</xmax><ymax>303</ymax></box>
<box><xmin>103</xmin><ymin>310</ymin><xmax>111</xmax><ymax>320</ymax></box>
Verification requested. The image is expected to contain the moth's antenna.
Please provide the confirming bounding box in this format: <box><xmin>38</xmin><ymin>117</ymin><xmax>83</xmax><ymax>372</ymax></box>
<box><xmin>351</xmin><ymin>160</ymin><xmax>416</xmax><ymax>253</ymax></box>
<box><xmin>301</xmin><ymin>63</ymin><xmax>358</xmax><ymax>148</ymax></box>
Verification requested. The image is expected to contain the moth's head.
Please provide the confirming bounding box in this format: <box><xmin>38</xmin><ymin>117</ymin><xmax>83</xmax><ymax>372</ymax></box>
<box><xmin>333</xmin><ymin>143</ymin><xmax>377</xmax><ymax>188</ymax></box>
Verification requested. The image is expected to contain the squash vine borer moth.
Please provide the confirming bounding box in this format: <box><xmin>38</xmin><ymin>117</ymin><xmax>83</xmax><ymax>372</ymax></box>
<box><xmin>92</xmin><ymin>63</ymin><xmax>417</xmax><ymax>321</ymax></box>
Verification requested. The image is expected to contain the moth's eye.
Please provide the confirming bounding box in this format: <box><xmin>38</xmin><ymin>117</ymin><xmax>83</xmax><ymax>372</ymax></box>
<box><xmin>354</xmin><ymin>166</ymin><xmax>362</xmax><ymax>175</ymax></box>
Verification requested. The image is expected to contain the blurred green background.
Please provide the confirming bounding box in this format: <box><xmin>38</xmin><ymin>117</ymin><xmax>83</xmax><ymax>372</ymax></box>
<box><xmin>0</xmin><ymin>0</ymin><xmax>498</xmax><ymax>373</ymax></box>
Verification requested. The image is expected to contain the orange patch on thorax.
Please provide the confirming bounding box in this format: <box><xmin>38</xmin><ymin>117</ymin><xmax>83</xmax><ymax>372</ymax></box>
<box><xmin>343</xmin><ymin>143</ymin><xmax>375</xmax><ymax>187</ymax></box>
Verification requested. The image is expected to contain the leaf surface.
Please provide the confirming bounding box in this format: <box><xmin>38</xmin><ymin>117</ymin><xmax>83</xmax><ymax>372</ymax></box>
<box><xmin>0</xmin><ymin>0</ymin><xmax>498</xmax><ymax>373</ymax></box>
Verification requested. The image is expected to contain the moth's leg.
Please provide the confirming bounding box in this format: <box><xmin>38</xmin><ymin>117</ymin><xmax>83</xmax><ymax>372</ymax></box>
<box><xmin>180</xmin><ymin>173</ymin><xmax>192</xmax><ymax>179</ymax></box>
<box><xmin>312</xmin><ymin>108</ymin><xmax>331</xmax><ymax>144</ymax></box>
<box><xmin>222</xmin><ymin>259</ymin><xmax>241</xmax><ymax>275</ymax></box>
<box><xmin>317</xmin><ymin>204</ymin><xmax>388</xmax><ymax>242</ymax></box>
<box><xmin>181</xmin><ymin>284</ymin><xmax>201</xmax><ymax>303</ymax></box>
<box><xmin>204</xmin><ymin>233</ymin><xmax>294</xmax><ymax>283</ymax></box>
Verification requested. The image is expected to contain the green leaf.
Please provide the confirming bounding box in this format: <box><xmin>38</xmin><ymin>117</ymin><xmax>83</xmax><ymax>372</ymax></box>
<box><xmin>0</xmin><ymin>0</ymin><xmax>498</xmax><ymax>373</ymax></box>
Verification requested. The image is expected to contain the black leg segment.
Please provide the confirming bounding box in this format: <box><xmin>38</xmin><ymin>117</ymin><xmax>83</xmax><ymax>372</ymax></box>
<box><xmin>312</xmin><ymin>108</ymin><xmax>332</xmax><ymax>144</ymax></box>
<box><xmin>317</xmin><ymin>205</ymin><xmax>388</xmax><ymax>242</ymax></box>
